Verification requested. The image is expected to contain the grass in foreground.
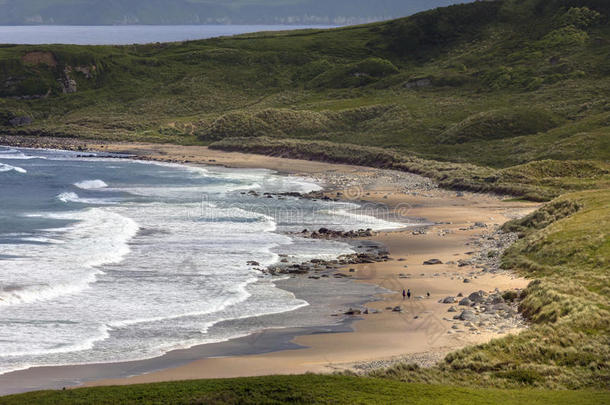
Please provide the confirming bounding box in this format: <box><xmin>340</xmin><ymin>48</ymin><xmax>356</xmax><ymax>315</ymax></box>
<box><xmin>1</xmin><ymin>375</ymin><xmax>608</xmax><ymax>405</ymax></box>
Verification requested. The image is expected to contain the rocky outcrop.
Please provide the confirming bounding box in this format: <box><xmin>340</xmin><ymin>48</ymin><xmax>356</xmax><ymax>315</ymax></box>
<box><xmin>8</xmin><ymin>116</ymin><xmax>32</xmax><ymax>126</ymax></box>
<box><xmin>423</xmin><ymin>259</ymin><xmax>443</xmax><ymax>265</ymax></box>
<box><xmin>58</xmin><ymin>66</ymin><xmax>78</xmax><ymax>94</ymax></box>
<box><xmin>257</xmin><ymin>247</ymin><xmax>389</xmax><ymax>277</ymax></box>
<box><xmin>404</xmin><ymin>78</ymin><xmax>431</xmax><ymax>89</ymax></box>
<box><xmin>445</xmin><ymin>288</ymin><xmax>526</xmax><ymax>335</ymax></box>
<box><xmin>298</xmin><ymin>227</ymin><xmax>376</xmax><ymax>239</ymax></box>
<box><xmin>74</xmin><ymin>65</ymin><xmax>96</xmax><ymax>79</ymax></box>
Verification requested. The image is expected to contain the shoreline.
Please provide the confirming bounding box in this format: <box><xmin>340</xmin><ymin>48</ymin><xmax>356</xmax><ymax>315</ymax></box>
<box><xmin>0</xmin><ymin>274</ymin><xmax>385</xmax><ymax>395</ymax></box>
<box><xmin>0</xmin><ymin>137</ymin><xmax>540</xmax><ymax>393</ymax></box>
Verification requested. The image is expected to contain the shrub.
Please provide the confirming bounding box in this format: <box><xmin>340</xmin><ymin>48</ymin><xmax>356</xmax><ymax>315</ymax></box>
<box><xmin>502</xmin><ymin>290</ymin><xmax>520</xmax><ymax>301</ymax></box>
<box><xmin>350</xmin><ymin>57</ymin><xmax>399</xmax><ymax>77</ymax></box>
<box><xmin>198</xmin><ymin>112</ymin><xmax>280</xmax><ymax>140</ymax></box>
<box><xmin>254</xmin><ymin>108</ymin><xmax>332</xmax><ymax>135</ymax></box>
<box><xmin>440</xmin><ymin>108</ymin><xmax>561</xmax><ymax>144</ymax></box>
<box><xmin>501</xmin><ymin>198</ymin><xmax>581</xmax><ymax>234</ymax></box>
<box><xmin>293</xmin><ymin>59</ymin><xmax>334</xmax><ymax>83</ymax></box>
<box><xmin>495</xmin><ymin>369</ymin><xmax>544</xmax><ymax>385</ymax></box>
<box><xmin>307</xmin><ymin>57</ymin><xmax>399</xmax><ymax>89</ymax></box>
<box><xmin>538</xmin><ymin>26</ymin><xmax>589</xmax><ymax>48</ymax></box>
<box><xmin>555</xmin><ymin>7</ymin><xmax>602</xmax><ymax>29</ymax></box>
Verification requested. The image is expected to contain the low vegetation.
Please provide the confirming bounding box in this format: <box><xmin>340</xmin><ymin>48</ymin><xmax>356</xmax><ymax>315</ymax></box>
<box><xmin>1</xmin><ymin>375</ymin><xmax>608</xmax><ymax>405</ymax></box>
<box><xmin>211</xmin><ymin>137</ymin><xmax>610</xmax><ymax>201</ymax></box>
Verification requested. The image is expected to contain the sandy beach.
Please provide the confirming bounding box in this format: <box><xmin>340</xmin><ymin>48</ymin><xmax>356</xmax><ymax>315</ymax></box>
<box><xmin>0</xmin><ymin>138</ymin><xmax>540</xmax><ymax>390</ymax></box>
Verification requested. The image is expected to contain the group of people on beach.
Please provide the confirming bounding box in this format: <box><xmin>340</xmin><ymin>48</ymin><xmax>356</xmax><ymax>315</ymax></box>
<box><xmin>402</xmin><ymin>289</ymin><xmax>430</xmax><ymax>300</ymax></box>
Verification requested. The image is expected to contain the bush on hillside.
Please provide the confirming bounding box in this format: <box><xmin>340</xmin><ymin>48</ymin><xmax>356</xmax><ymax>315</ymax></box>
<box><xmin>441</xmin><ymin>108</ymin><xmax>561</xmax><ymax>144</ymax></box>
<box><xmin>326</xmin><ymin>104</ymin><xmax>395</xmax><ymax>128</ymax></box>
<box><xmin>501</xmin><ymin>160</ymin><xmax>610</xmax><ymax>181</ymax></box>
<box><xmin>254</xmin><ymin>108</ymin><xmax>332</xmax><ymax>135</ymax></box>
<box><xmin>307</xmin><ymin>57</ymin><xmax>399</xmax><ymax>88</ymax></box>
<box><xmin>198</xmin><ymin>112</ymin><xmax>280</xmax><ymax>140</ymax></box>
<box><xmin>538</xmin><ymin>26</ymin><xmax>589</xmax><ymax>48</ymax></box>
<box><xmin>555</xmin><ymin>7</ymin><xmax>602</xmax><ymax>29</ymax></box>
<box><xmin>292</xmin><ymin>59</ymin><xmax>334</xmax><ymax>83</ymax></box>
<box><xmin>481</xmin><ymin>66</ymin><xmax>545</xmax><ymax>90</ymax></box>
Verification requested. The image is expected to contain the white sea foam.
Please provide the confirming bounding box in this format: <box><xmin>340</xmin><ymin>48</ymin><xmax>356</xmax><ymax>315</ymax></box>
<box><xmin>57</xmin><ymin>192</ymin><xmax>79</xmax><ymax>203</ymax></box>
<box><xmin>0</xmin><ymin>163</ymin><xmax>27</xmax><ymax>174</ymax></box>
<box><xmin>0</xmin><ymin>208</ymin><xmax>139</xmax><ymax>306</ymax></box>
<box><xmin>56</xmin><ymin>192</ymin><xmax>117</xmax><ymax>205</ymax></box>
<box><xmin>74</xmin><ymin>179</ymin><xmax>108</xmax><ymax>189</ymax></box>
<box><xmin>0</xmin><ymin>151</ymin><xmax>37</xmax><ymax>159</ymax></box>
<box><xmin>0</xmin><ymin>325</ymin><xmax>111</xmax><ymax>358</ymax></box>
<box><xmin>318</xmin><ymin>208</ymin><xmax>408</xmax><ymax>231</ymax></box>
<box><xmin>0</xmin><ymin>151</ymin><xmax>398</xmax><ymax>378</ymax></box>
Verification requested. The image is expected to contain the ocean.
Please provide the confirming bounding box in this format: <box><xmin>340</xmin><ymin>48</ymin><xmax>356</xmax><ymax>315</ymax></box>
<box><xmin>0</xmin><ymin>25</ymin><xmax>336</xmax><ymax>45</ymax></box>
<box><xmin>0</xmin><ymin>146</ymin><xmax>403</xmax><ymax>375</ymax></box>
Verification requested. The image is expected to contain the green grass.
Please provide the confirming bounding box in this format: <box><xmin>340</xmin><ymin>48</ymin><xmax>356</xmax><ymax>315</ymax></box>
<box><xmin>1</xmin><ymin>375</ymin><xmax>608</xmax><ymax>404</ymax></box>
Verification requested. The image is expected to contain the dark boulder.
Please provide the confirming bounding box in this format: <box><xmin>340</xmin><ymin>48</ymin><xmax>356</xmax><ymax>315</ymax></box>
<box><xmin>423</xmin><ymin>259</ymin><xmax>443</xmax><ymax>265</ymax></box>
<box><xmin>459</xmin><ymin>310</ymin><xmax>476</xmax><ymax>321</ymax></box>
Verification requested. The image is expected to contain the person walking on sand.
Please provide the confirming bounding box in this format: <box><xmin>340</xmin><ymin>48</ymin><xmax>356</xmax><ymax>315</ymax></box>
<box><xmin>407</xmin><ymin>289</ymin><xmax>411</xmax><ymax>299</ymax></box>
<box><xmin>402</xmin><ymin>289</ymin><xmax>406</xmax><ymax>300</ymax></box>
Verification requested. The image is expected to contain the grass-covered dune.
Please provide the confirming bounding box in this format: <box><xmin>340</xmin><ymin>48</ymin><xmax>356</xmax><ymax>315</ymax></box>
<box><xmin>1</xmin><ymin>375</ymin><xmax>608</xmax><ymax>405</ymax></box>
<box><xmin>1</xmin><ymin>0</ymin><xmax>608</xmax><ymax>167</ymax></box>
<box><xmin>211</xmin><ymin>136</ymin><xmax>610</xmax><ymax>200</ymax></box>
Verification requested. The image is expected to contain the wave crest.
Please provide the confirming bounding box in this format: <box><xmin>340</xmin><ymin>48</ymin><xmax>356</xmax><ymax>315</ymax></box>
<box><xmin>56</xmin><ymin>192</ymin><xmax>116</xmax><ymax>205</ymax></box>
<box><xmin>0</xmin><ymin>163</ymin><xmax>27</xmax><ymax>174</ymax></box>
<box><xmin>74</xmin><ymin>179</ymin><xmax>108</xmax><ymax>189</ymax></box>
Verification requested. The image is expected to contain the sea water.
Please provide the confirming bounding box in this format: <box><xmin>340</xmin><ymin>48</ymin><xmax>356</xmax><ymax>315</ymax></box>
<box><xmin>0</xmin><ymin>146</ymin><xmax>403</xmax><ymax>374</ymax></box>
<box><xmin>0</xmin><ymin>25</ymin><xmax>336</xmax><ymax>45</ymax></box>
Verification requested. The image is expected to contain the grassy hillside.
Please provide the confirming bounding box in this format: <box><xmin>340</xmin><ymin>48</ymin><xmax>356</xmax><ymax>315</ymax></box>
<box><xmin>1</xmin><ymin>375</ymin><xmax>608</xmax><ymax>404</ymax></box>
<box><xmin>0</xmin><ymin>1</ymin><xmax>607</xmax><ymax>158</ymax></box>
<box><xmin>1</xmin><ymin>0</ymin><xmax>608</xmax><ymax>198</ymax></box>
<box><xmin>0</xmin><ymin>0</ymin><xmax>469</xmax><ymax>25</ymax></box>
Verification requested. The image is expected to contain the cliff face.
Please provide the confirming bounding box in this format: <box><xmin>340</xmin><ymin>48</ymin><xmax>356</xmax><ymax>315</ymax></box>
<box><xmin>0</xmin><ymin>0</ymin><xmax>471</xmax><ymax>25</ymax></box>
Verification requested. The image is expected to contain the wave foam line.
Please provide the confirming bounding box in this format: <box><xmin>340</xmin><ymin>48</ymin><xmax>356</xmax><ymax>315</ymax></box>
<box><xmin>0</xmin><ymin>163</ymin><xmax>27</xmax><ymax>174</ymax></box>
<box><xmin>0</xmin><ymin>208</ymin><xmax>139</xmax><ymax>306</ymax></box>
<box><xmin>56</xmin><ymin>192</ymin><xmax>117</xmax><ymax>205</ymax></box>
<box><xmin>74</xmin><ymin>179</ymin><xmax>108</xmax><ymax>189</ymax></box>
